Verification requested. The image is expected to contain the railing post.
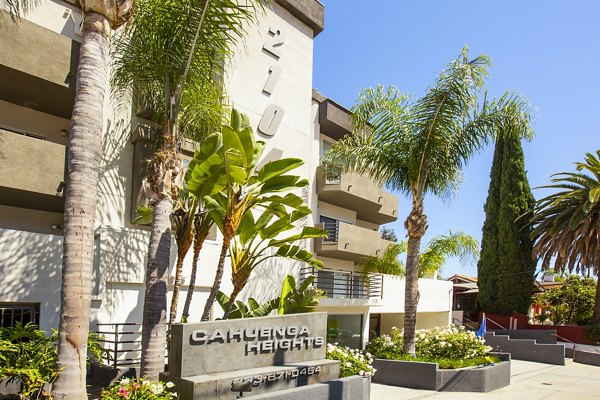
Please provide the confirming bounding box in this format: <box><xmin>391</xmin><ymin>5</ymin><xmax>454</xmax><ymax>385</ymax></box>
<box><xmin>113</xmin><ymin>324</ymin><xmax>119</xmax><ymax>369</ymax></box>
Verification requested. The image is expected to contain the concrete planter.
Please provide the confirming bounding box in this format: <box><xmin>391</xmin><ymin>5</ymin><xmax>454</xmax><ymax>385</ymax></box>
<box><xmin>372</xmin><ymin>353</ymin><xmax>511</xmax><ymax>392</ymax></box>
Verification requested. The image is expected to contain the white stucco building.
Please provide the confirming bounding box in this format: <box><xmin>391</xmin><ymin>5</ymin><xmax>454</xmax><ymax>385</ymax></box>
<box><xmin>0</xmin><ymin>0</ymin><xmax>452</xmax><ymax>356</ymax></box>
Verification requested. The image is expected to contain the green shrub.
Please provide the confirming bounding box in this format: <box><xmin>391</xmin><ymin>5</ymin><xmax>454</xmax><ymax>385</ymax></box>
<box><xmin>0</xmin><ymin>323</ymin><xmax>109</xmax><ymax>398</ymax></box>
<box><xmin>326</xmin><ymin>343</ymin><xmax>375</xmax><ymax>378</ymax></box>
<box><xmin>365</xmin><ymin>325</ymin><xmax>496</xmax><ymax>369</ymax></box>
<box><xmin>585</xmin><ymin>324</ymin><xmax>600</xmax><ymax>345</ymax></box>
<box><xmin>0</xmin><ymin>323</ymin><xmax>57</xmax><ymax>398</ymax></box>
<box><xmin>101</xmin><ymin>378</ymin><xmax>178</xmax><ymax>399</ymax></box>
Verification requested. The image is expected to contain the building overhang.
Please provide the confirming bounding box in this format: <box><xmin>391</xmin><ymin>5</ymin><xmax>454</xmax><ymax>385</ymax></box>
<box><xmin>274</xmin><ymin>0</ymin><xmax>325</xmax><ymax>37</ymax></box>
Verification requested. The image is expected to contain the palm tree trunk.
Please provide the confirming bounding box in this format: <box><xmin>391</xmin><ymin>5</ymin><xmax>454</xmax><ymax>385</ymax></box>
<box><xmin>201</xmin><ymin>235</ymin><xmax>231</xmax><ymax>321</ymax></box>
<box><xmin>182</xmin><ymin>230</ymin><xmax>209</xmax><ymax>321</ymax></box>
<box><xmin>592</xmin><ymin>276</ymin><xmax>600</xmax><ymax>324</ymax></box>
<box><xmin>223</xmin><ymin>284</ymin><xmax>243</xmax><ymax>320</ymax></box>
<box><xmin>169</xmin><ymin>255</ymin><xmax>185</xmax><ymax>323</ymax></box>
<box><xmin>51</xmin><ymin>12</ymin><xmax>110</xmax><ymax>400</ymax></box>
<box><xmin>141</xmin><ymin>198</ymin><xmax>173</xmax><ymax>381</ymax></box>
<box><xmin>402</xmin><ymin>199</ymin><xmax>428</xmax><ymax>356</ymax></box>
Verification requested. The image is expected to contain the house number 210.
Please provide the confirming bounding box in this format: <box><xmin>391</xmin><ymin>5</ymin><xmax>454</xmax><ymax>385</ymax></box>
<box><xmin>258</xmin><ymin>26</ymin><xmax>285</xmax><ymax>137</ymax></box>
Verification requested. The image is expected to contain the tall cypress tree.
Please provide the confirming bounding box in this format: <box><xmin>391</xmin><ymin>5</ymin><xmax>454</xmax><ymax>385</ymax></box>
<box><xmin>478</xmin><ymin>135</ymin><xmax>536</xmax><ymax>314</ymax></box>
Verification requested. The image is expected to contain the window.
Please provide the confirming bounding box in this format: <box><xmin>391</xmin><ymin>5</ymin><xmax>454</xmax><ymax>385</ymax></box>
<box><xmin>319</xmin><ymin>215</ymin><xmax>338</xmax><ymax>242</ymax></box>
<box><xmin>0</xmin><ymin>303</ymin><xmax>40</xmax><ymax>328</ymax></box>
<box><xmin>327</xmin><ymin>314</ymin><xmax>363</xmax><ymax>349</ymax></box>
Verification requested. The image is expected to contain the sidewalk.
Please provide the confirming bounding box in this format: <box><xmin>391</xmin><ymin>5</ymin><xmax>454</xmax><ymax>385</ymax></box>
<box><xmin>371</xmin><ymin>359</ymin><xmax>600</xmax><ymax>399</ymax></box>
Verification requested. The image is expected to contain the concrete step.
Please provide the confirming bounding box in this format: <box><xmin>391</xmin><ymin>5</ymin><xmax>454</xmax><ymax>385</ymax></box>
<box><xmin>484</xmin><ymin>332</ymin><xmax>565</xmax><ymax>365</ymax></box>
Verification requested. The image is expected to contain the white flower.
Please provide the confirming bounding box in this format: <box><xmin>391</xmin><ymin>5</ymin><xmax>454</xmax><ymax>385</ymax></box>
<box><xmin>150</xmin><ymin>383</ymin><xmax>164</xmax><ymax>395</ymax></box>
<box><xmin>346</xmin><ymin>362</ymin><xmax>352</xmax><ymax>367</ymax></box>
<box><xmin>166</xmin><ymin>381</ymin><xmax>175</xmax><ymax>388</ymax></box>
<box><xmin>119</xmin><ymin>378</ymin><xmax>130</xmax><ymax>385</ymax></box>
<box><xmin>171</xmin><ymin>392</ymin><xmax>178</xmax><ymax>398</ymax></box>
<box><xmin>141</xmin><ymin>379</ymin><xmax>150</xmax><ymax>386</ymax></box>
<box><xmin>358</xmin><ymin>370</ymin><xmax>364</xmax><ymax>376</ymax></box>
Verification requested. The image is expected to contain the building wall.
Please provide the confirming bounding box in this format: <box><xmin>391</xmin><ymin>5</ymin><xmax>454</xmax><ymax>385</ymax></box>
<box><xmin>379</xmin><ymin>312</ymin><xmax>452</xmax><ymax>335</ymax></box>
<box><xmin>0</xmin><ymin>1</ymin><xmax>453</xmax><ymax>335</ymax></box>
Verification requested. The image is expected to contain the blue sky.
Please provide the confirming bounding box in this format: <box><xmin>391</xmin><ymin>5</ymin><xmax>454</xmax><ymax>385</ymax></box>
<box><xmin>312</xmin><ymin>1</ymin><xmax>600</xmax><ymax>278</ymax></box>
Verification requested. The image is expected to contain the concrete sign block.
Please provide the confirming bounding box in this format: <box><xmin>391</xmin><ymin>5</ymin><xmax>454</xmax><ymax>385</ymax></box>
<box><xmin>169</xmin><ymin>313</ymin><xmax>328</xmax><ymax>378</ymax></box>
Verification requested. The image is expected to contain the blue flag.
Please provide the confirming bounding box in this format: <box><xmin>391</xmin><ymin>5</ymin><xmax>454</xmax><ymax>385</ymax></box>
<box><xmin>476</xmin><ymin>313</ymin><xmax>487</xmax><ymax>338</ymax></box>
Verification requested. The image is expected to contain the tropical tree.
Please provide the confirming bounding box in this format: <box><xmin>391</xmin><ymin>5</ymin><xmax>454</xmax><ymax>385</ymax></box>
<box><xmin>323</xmin><ymin>47</ymin><xmax>533</xmax><ymax>355</ymax></box>
<box><xmin>185</xmin><ymin>110</ymin><xmax>311</xmax><ymax>321</ymax></box>
<box><xmin>478</xmin><ymin>134</ymin><xmax>536</xmax><ymax>314</ymax></box>
<box><xmin>531</xmin><ymin>150</ymin><xmax>600</xmax><ymax>323</ymax></box>
<box><xmin>50</xmin><ymin>2</ymin><xmax>135</xmax><ymax>398</ymax></box>
<box><xmin>112</xmin><ymin>0</ymin><xmax>261</xmax><ymax>380</ymax></box>
<box><xmin>223</xmin><ymin>206</ymin><xmax>326</xmax><ymax>318</ymax></box>
<box><xmin>360</xmin><ymin>231</ymin><xmax>479</xmax><ymax>278</ymax></box>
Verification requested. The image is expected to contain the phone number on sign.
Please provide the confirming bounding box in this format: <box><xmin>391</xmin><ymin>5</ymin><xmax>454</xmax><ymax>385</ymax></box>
<box><xmin>232</xmin><ymin>366</ymin><xmax>321</xmax><ymax>387</ymax></box>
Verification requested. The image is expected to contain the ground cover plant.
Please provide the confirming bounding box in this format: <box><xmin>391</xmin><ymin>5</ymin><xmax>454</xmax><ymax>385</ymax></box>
<box><xmin>101</xmin><ymin>378</ymin><xmax>177</xmax><ymax>399</ymax></box>
<box><xmin>0</xmin><ymin>323</ymin><xmax>108</xmax><ymax>399</ymax></box>
<box><xmin>365</xmin><ymin>325</ymin><xmax>498</xmax><ymax>369</ymax></box>
<box><xmin>325</xmin><ymin>343</ymin><xmax>376</xmax><ymax>378</ymax></box>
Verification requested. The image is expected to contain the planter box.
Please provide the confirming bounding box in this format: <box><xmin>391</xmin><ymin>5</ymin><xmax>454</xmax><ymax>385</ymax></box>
<box><xmin>372</xmin><ymin>353</ymin><xmax>510</xmax><ymax>392</ymax></box>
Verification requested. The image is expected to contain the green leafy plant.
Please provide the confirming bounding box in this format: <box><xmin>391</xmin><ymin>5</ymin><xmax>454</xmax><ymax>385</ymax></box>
<box><xmin>366</xmin><ymin>325</ymin><xmax>497</xmax><ymax>370</ymax></box>
<box><xmin>0</xmin><ymin>323</ymin><xmax>57</xmax><ymax>398</ymax></box>
<box><xmin>585</xmin><ymin>324</ymin><xmax>600</xmax><ymax>345</ymax></box>
<box><xmin>0</xmin><ymin>323</ymin><xmax>108</xmax><ymax>398</ymax></box>
<box><xmin>215</xmin><ymin>275</ymin><xmax>325</xmax><ymax>319</ymax></box>
<box><xmin>360</xmin><ymin>231</ymin><xmax>478</xmax><ymax>278</ymax></box>
<box><xmin>185</xmin><ymin>110</ymin><xmax>315</xmax><ymax>321</ymax></box>
<box><xmin>224</xmin><ymin>203</ymin><xmax>326</xmax><ymax>318</ymax></box>
<box><xmin>101</xmin><ymin>377</ymin><xmax>177</xmax><ymax>399</ymax></box>
<box><xmin>538</xmin><ymin>275</ymin><xmax>596</xmax><ymax>325</ymax></box>
<box><xmin>326</xmin><ymin>343</ymin><xmax>375</xmax><ymax>378</ymax></box>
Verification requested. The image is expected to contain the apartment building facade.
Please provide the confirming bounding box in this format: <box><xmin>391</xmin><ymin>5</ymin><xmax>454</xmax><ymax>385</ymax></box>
<box><xmin>0</xmin><ymin>0</ymin><xmax>451</xmax><ymax>352</ymax></box>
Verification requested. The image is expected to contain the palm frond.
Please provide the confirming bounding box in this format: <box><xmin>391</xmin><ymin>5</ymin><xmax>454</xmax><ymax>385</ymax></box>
<box><xmin>531</xmin><ymin>150</ymin><xmax>600</xmax><ymax>275</ymax></box>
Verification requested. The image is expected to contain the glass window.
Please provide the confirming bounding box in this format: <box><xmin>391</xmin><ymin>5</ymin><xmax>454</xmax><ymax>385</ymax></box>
<box><xmin>327</xmin><ymin>314</ymin><xmax>363</xmax><ymax>349</ymax></box>
<box><xmin>0</xmin><ymin>303</ymin><xmax>40</xmax><ymax>328</ymax></box>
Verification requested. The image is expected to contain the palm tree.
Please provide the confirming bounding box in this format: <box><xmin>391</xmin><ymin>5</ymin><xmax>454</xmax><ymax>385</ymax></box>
<box><xmin>112</xmin><ymin>0</ymin><xmax>261</xmax><ymax>380</ymax></box>
<box><xmin>1</xmin><ymin>0</ymin><xmax>39</xmax><ymax>22</ymax></box>
<box><xmin>418</xmin><ymin>231</ymin><xmax>479</xmax><ymax>278</ymax></box>
<box><xmin>51</xmin><ymin>2</ymin><xmax>134</xmax><ymax>399</ymax></box>
<box><xmin>360</xmin><ymin>231</ymin><xmax>479</xmax><ymax>278</ymax></box>
<box><xmin>531</xmin><ymin>150</ymin><xmax>600</xmax><ymax>323</ymax></box>
<box><xmin>323</xmin><ymin>47</ymin><xmax>533</xmax><ymax>355</ymax></box>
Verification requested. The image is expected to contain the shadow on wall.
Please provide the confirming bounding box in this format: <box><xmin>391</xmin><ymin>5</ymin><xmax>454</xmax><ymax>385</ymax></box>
<box><xmin>0</xmin><ymin>229</ymin><xmax>63</xmax><ymax>331</ymax></box>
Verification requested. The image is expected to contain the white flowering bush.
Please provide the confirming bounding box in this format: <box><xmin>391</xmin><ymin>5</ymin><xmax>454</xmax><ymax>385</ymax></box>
<box><xmin>366</xmin><ymin>325</ymin><xmax>497</xmax><ymax>369</ymax></box>
<box><xmin>415</xmin><ymin>325</ymin><xmax>492</xmax><ymax>360</ymax></box>
<box><xmin>101</xmin><ymin>377</ymin><xmax>178</xmax><ymax>399</ymax></box>
<box><xmin>326</xmin><ymin>343</ymin><xmax>376</xmax><ymax>378</ymax></box>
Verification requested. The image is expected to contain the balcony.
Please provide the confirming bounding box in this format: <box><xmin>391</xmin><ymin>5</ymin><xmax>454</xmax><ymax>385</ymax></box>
<box><xmin>301</xmin><ymin>266</ymin><xmax>383</xmax><ymax>300</ymax></box>
<box><xmin>316</xmin><ymin>166</ymin><xmax>398</xmax><ymax>224</ymax></box>
<box><xmin>315</xmin><ymin>220</ymin><xmax>395</xmax><ymax>263</ymax></box>
<box><xmin>0</xmin><ymin>128</ymin><xmax>67</xmax><ymax>212</ymax></box>
<box><xmin>0</xmin><ymin>12</ymin><xmax>79</xmax><ymax>119</ymax></box>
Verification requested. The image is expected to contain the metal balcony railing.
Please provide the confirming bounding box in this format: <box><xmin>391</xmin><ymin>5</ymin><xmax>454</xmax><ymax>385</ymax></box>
<box><xmin>301</xmin><ymin>267</ymin><xmax>383</xmax><ymax>300</ymax></box>
<box><xmin>95</xmin><ymin>322</ymin><xmax>142</xmax><ymax>369</ymax></box>
<box><xmin>324</xmin><ymin>166</ymin><xmax>342</xmax><ymax>184</ymax></box>
<box><xmin>322</xmin><ymin>221</ymin><xmax>339</xmax><ymax>242</ymax></box>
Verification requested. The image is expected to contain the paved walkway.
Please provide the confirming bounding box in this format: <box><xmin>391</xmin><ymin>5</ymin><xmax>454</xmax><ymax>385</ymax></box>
<box><xmin>372</xmin><ymin>359</ymin><xmax>600</xmax><ymax>399</ymax></box>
